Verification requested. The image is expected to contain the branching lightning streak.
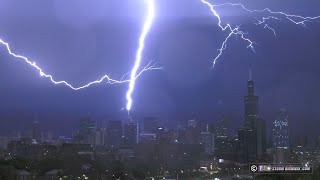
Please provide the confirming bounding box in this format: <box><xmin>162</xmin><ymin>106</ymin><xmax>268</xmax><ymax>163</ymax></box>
<box><xmin>200</xmin><ymin>0</ymin><xmax>320</xmax><ymax>68</ymax></box>
<box><xmin>0</xmin><ymin>0</ymin><xmax>159</xmax><ymax>112</ymax></box>
<box><xmin>0</xmin><ymin>39</ymin><xmax>161</xmax><ymax>90</ymax></box>
<box><xmin>211</xmin><ymin>3</ymin><xmax>320</xmax><ymax>25</ymax></box>
<box><xmin>3</xmin><ymin>1</ymin><xmax>318</xmax><ymax>112</ymax></box>
<box><xmin>126</xmin><ymin>0</ymin><xmax>155</xmax><ymax>111</ymax></box>
<box><xmin>200</xmin><ymin>0</ymin><xmax>254</xmax><ymax>69</ymax></box>
<box><xmin>254</xmin><ymin>17</ymin><xmax>279</xmax><ymax>36</ymax></box>
<box><xmin>263</xmin><ymin>24</ymin><xmax>277</xmax><ymax>36</ymax></box>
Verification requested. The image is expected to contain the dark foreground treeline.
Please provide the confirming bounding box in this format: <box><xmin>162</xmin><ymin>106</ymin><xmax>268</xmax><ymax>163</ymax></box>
<box><xmin>1</xmin><ymin>157</ymin><xmax>320</xmax><ymax>180</ymax></box>
<box><xmin>0</xmin><ymin>157</ymin><xmax>210</xmax><ymax>180</ymax></box>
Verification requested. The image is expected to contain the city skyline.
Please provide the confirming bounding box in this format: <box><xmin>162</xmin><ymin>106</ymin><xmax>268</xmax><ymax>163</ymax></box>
<box><xmin>1</xmin><ymin>76</ymin><xmax>320</xmax><ymax>179</ymax></box>
<box><xmin>0</xmin><ymin>73</ymin><xmax>318</xmax><ymax>145</ymax></box>
<box><xmin>0</xmin><ymin>76</ymin><xmax>316</xmax><ymax>147</ymax></box>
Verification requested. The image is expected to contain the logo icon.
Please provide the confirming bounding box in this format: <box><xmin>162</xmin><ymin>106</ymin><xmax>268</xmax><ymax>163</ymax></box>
<box><xmin>251</xmin><ymin>165</ymin><xmax>258</xmax><ymax>173</ymax></box>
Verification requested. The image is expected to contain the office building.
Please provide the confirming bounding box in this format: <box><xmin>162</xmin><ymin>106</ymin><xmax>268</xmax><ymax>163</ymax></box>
<box><xmin>256</xmin><ymin>118</ymin><xmax>267</xmax><ymax>160</ymax></box>
<box><xmin>238</xmin><ymin>128</ymin><xmax>257</xmax><ymax>163</ymax></box>
<box><xmin>78</xmin><ymin>118</ymin><xmax>96</xmax><ymax>144</ymax></box>
<box><xmin>186</xmin><ymin>124</ymin><xmax>201</xmax><ymax>144</ymax></box>
<box><xmin>215</xmin><ymin>116</ymin><xmax>230</xmax><ymax>153</ymax></box>
<box><xmin>293</xmin><ymin>136</ymin><xmax>308</xmax><ymax>148</ymax></box>
<box><xmin>272</xmin><ymin>108</ymin><xmax>290</xmax><ymax>163</ymax></box>
<box><xmin>215</xmin><ymin>116</ymin><xmax>229</xmax><ymax>139</ymax></box>
<box><xmin>106</xmin><ymin>120</ymin><xmax>122</xmax><ymax>147</ymax></box>
<box><xmin>124</xmin><ymin>120</ymin><xmax>139</xmax><ymax>145</ymax></box>
<box><xmin>188</xmin><ymin>119</ymin><xmax>197</xmax><ymax>128</ymax></box>
<box><xmin>143</xmin><ymin>117</ymin><xmax>159</xmax><ymax>133</ymax></box>
<box><xmin>139</xmin><ymin>133</ymin><xmax>157</xmax><ymax>144</ymax></box>
<box><xmin>272</xmin><ymin>108</ymin><xmax>290</xmax><ymax>150</ymax></box>
<box><xmin>95</xmin><ymin>128</ymin><xmax>104</xmax><ymax>145</ymax></box>
<box><xmin>200</xmin><ymin>131</ymin><xmax>214</xmax><ymax>154</ymax></box>
<box><xmin>32</xmin><ymin>120</ymin><xmax>41</xmax><ymax>143</ymax></box>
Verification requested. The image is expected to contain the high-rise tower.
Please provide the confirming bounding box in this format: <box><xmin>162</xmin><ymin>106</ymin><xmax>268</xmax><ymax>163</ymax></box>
<box><xmin>124</xmin><ymin>118</ymin><xmax>139</xmax><ymax>145</ymax></box>
<box><xmin>272</xmin><ymin>108</ymin><xmax>290</xmax><ymax>150</ymax></box>
<box><xmin>106</xmin><ymin>120</ymin><xmax>122</xmax><ymax>147</ymax></box>
<box><xmin>238</xmin><ymin>70</ymin><xmax>266</xmax><ymax>163</ymax></box>
<box><xmin>272</xmin><ymin>108</ymin><xmax>290</xmax><ymax>163</ymax></box>
<box><xmin>32</xmin><ymin>120</ymin><xmax>41</xmax><ymax>142</ymax></box>
<box><xmin>78</xmin><ymin>117</ymin><xmax>96</xmax><ymax>144</ymax></box>
<box><xmin>244</xmin><ymin>72</ymin><xmax>259</xmax><ymax>129</ymax></box>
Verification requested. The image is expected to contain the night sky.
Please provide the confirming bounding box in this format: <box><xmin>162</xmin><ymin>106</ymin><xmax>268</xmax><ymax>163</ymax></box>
<box><xmin>0</xmin><ymin>0</ymin><xmax>320</xmax><ymax>138</ymax></box>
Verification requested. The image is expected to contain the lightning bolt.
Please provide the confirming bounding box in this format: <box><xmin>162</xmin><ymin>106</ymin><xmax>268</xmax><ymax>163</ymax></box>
<box><xmin>200</xmin><ymin>0</ymin><xmax>255</xmax><ymax>69</ymax></box>
<box><xmin>200</xmin><ymin>0</ymin><xmax>320</xmax><ymax>68</ymax></box>
<box><xmin>211</xmin><ymin>3</ymin><xmax>320</xmax><ymax>25</ymax></box>
<box><xmin>126</xmin><ymin>0</ymin><xmax>155</xmax><ymax>111</ymax></box>
<box><xmin>254</xmin><ymin>17</ymin><xmax>279</xmax><ymax>36</ymax></box>
<box><xmin>0</xmin><ymin>38</ymin><xmax>161</xmax><ymax>90</ymax></box>
<box><xmin>2</xmin><ymin>0</ymin><xmax>318</xmax><ymax>112</ymax></box>
<box><xmin>0</xmin><ymin>0</ymin><xmax>157</xmax><ymax>112</ymax></box>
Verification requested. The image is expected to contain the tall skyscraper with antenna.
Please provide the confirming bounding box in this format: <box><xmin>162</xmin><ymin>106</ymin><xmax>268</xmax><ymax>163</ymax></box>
<box><xmin>244</xmin><ymin>69</ymin><xmax>259</xmax><ymax>129</ymax></box>
<box><xmin>32</xmin><ymin>113</ymin><xmax>41</xmax><ymax>143</ymax></box>
<box><xmin>239</xmin><ymin>69</ymin><xmax>266</xmax><ymax>163</ymax></box>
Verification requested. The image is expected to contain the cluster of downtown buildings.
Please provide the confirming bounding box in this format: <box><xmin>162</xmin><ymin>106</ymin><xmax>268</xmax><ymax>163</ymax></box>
<box><xmin>1</xmin><ymin>77</ymin><xmax>320</xmax><ymax>177</ymax></box>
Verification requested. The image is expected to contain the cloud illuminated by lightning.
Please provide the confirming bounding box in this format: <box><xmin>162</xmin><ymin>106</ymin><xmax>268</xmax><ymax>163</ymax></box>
<box><xmin>200</xmin><ymin>0</ymin><xmax>320</xmax><ymax>68</ymax></box>
<box><xmin>0</xmin><ymin>38</ymin><xmax>161</xmax><ymax>90</ymax></box>
<box><xmin>126</xmin><ymin>0</ymin><xmax>155</xmax><ymax>111</ymax></box>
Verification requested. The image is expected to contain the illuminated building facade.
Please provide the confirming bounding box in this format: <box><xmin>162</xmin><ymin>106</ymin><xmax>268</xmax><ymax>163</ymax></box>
<box><xmin>272</xmin><ymin>108</ymin><xmax>290</xmax><ymax>150</ymax></box>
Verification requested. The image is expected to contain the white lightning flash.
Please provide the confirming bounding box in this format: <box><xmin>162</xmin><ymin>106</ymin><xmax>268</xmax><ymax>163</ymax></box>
<box><xmin>0</xmin><ymin>0</ymin><xmax>159</xmax><ymax>112</ymax></box>
<box><xmin>0</xmin><ymin>39</ymin><xmax>161</xmax><ymax>90</ymax></box>
<box><xmin>126</xmin><ymin>0</ymin><xmax>155</xmax><ymax>111</ymax></box>
<box><xmin>211</xmin><ymin>3</ymin><xmax>320</xmax><ymax>25</ymax></box>
<box><xmin>200</xmin><ymin>0</ymin><xmax>254</xmax><ymax>69</ymax></box>
<box><xmin>3</xmin><ymin>0</ymin><xmax>318</xmax><ymax>112</ymax></box>
<box><xmin>200</xmin><ymin>0</ymin><xmax>320</xmax><ymax>68</ymax></box>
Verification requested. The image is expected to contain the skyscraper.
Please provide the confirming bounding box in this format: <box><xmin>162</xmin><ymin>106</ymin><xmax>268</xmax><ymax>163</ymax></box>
<box><xmin>244</xmin><ymin>79</ymin><xmax>259</xmax><ymax>129</ymax></box>
<box><xmin>272</xmin><ymin>108</ymin><xmax>290</xmax><ymax>150</ymax></box>
<box><xmin>239</xmin><ymin>74</ymin><xmax>266</xmax><ymax>162</ymax></box>
<box><xmin>238</xmin><ymin>128</ymin><xmax>257</xmax><ymax>163</ymax></box>
<box><xmin>138</xmin><ymin>133</ymin><xmax>157</xmax><ymax>144</ymax></box>
<box><xmin>188</xmin><ymin>119</ymin><xmax>197</xmax><ymax>128</ymax></box>
<box><xmin>32</xmin><ymin>120</ymin><xmax>41</xmax><ymax>142</ymax></box>
<box><xmin>124</xmin><ymin>120</ymin><xmax>139</xmax><ymax>145</ymax></box>
<box><xmin>200</xmin><ymin>131</ymin><xmax>214</xmax><ymax>155</ymax></box>
<box><xmin>186</xmin><ymin>119</ymin><xmax>200</xmax><ymax>144</ymax></box>
<box><xmin>143</xmin><ymin>117</ymin><xmax>159</xmax><ymax>133</ymax></box>
<box><xmin>214</xmin><ymin>116</ymin><xmax>229</xmax><ymax>153</ymax></box>
<box><xmin>256</xmin><ymin>118</ymin><xmax>267</xmax><ymax>160</ymax></box>
<box><xmin>106</xmin><ymin>120</ymin><xmax>122</xmax><ymax>147</ymax></box>
<box><xmin>215</xmin><ymin>115</ymin><xmax>229</xmax><ymax>139</ymax></box>
<box><xmin>293</xmin><ymin>136</ymin><xmax>308</xmax><ymax>148</ymax></box>
<box><xmin>272</xmin><ymin>108</ymin><xmax>290</xmax><ymax>163</ymax></box>
<box><xmin>78</xmin><ymin>117</ymin><xmax>96</xmax><ymax>144</ymax></box>
<box><xmin>95</xmin><ymin>128</ymin><xmax>104</xmax><ymax>145</ymax></box>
